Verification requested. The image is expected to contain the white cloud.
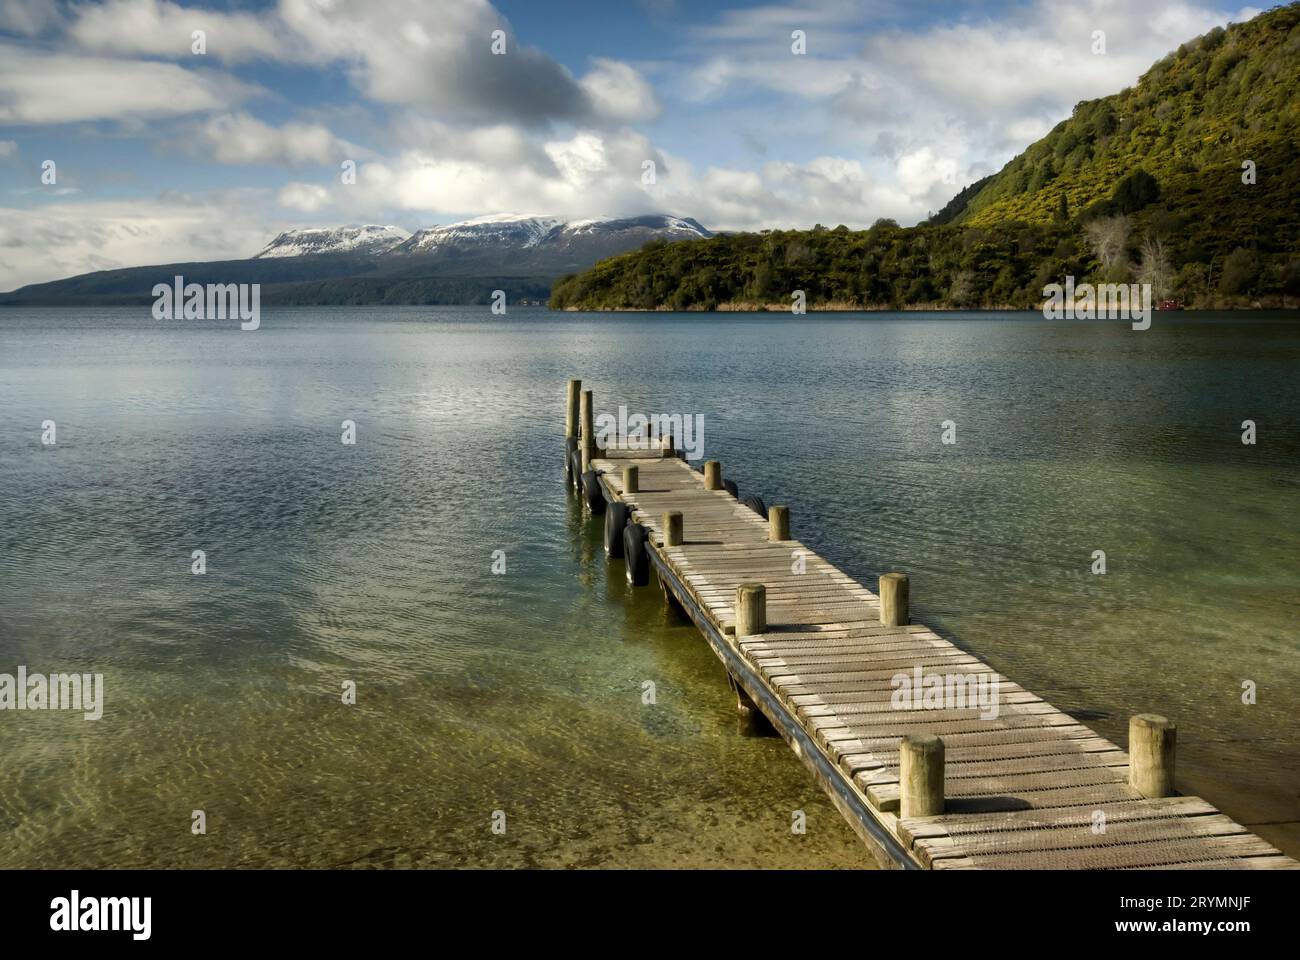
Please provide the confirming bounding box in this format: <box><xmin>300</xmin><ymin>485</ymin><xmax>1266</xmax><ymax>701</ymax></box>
<box><xmin>196</xmin><ymin>113</ymin><xmax>361</xmax><ymax>167</ymax></box>
<box><xmin>277</xmin><ymin>182</ymin><xmax>332</xmax><ymax>212</ymax></box>
<box><xmin>0</xmin><ymin>139</ymin><xmax>16</xmax><ymax>158</ymax></box>
<box><xmin>650</xmin><ymin>152</ymin><xmax>920</xmax><ymax>231</ymax></box>
<box><xmin>0</xmin><ymin>0</ymin><xmax>63</xmax><ymax>36</ymax></box>
<box><xmin>581</xmin><ymin>58</ymin><xmax>661</xmax><ymax>123</ymax></box>
<box><xmin>0</xmin><ymin>194</ymin><xmax>272</xmax><ymax>290</ymax></box>
<box><xmin>69</xmin><ymin>0</ymin><xmax>290</xmax><ymax>62</ymax></box>
<box><xmin>0</xmin><ymin>43</ymin><xmax>256</xmax><ymax>123</ymax></box>
<box><xmin>276</xmin><ymin>125</ymin><xmax>668</xmax><ymax>222</ymax></box>
<box><xmin>61</xmin><ymin>0</ymin><xmax>659</xmax><ymax>127</ymax></box>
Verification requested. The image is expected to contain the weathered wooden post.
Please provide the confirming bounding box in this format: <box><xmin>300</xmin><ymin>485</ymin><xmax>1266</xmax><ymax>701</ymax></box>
<box><xmin>564</xmin><ymin>379</ymin><xmax>581</xmax><ymax>480</ymax></box>
<box><xmin>623</xmin><ymin>465</ymin><xmax>639</xmax><ymax>494</ymax></box>
<box><xmin>664</xmin><ymin>511</ymin><xmax>683</xmax><ymax>547</ymax></box>
<box><xmin>1129</xmin><ymin>714</ymin><xmax>1176</xmax><ymax>798</ymax></box>
<box><xmin>769</xmin><ymin>505</ymin><xmax>790</xmax><ymax>541</ymax></box>
<box><xmin>580</xmin><ymin>389</ymin><xmax>596</xmax><ymax>472</ymax></box>
<box><xmin>899</xmin><ymin>733</ymin><xmax>945</xmax><ymax>818</ymax></box>
<box><xmin>731</xmin><ymin>675</ymin><xmax>759</xmax><ymax>720</ymax></box>
<box><xmin>565</xmin><ymin>379</ymin><xmax>581</xmax><ymax>440</ymax></box>
<box><xmin>879</xmin><ymin>572</ymin><xmax>909</xmax><ymax>626</ymax></box>
<box><xmin>735</xmin><ymin>582</ymin><xmax>767</xmax><ymax>637</ymax></box>
<box><xmin>662</xmin><ymin>428</ymin><xmax>675</xmax><ymax>457</ymax></box>
<box><xmin>703</xmin><ymin>460</ymin><xmax>722</xmax><ymax>491</ymax></box>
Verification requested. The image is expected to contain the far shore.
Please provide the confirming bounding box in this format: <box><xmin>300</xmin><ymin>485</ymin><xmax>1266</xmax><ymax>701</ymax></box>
<box><xmin>560</xmin><ymin>297</ymin><xmax>1299</xmax><ymax>312</ymax></box>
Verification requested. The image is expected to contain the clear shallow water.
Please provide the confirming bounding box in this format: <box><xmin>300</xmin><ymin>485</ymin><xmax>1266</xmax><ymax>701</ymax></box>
<box><xmin>0</xmin><ymin>306</ymin><xmax>1296</xmax><ymax>867</ymax></box>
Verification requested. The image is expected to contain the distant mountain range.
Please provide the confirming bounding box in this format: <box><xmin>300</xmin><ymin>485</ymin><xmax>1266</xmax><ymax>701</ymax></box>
<box><xmin>0</xmin><ymin>214</ymin><xmax>712</xmax><ymax>306</ymax></box>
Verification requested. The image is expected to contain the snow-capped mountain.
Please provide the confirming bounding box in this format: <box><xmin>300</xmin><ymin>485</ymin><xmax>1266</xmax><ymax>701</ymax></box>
<box><xmin>255</xmin><ymin>225</ymin><xmax>410</xmax><ymax>258</ymax></box>
<box><xmin>560</xmin><ymin>215</ymin><xmax>709</xmax><ymax>238</ymax></box>
<box><xmin>0</xmin><ymin>214</ymin><xmax>710</xmax><ymax>306</ymax></box>
<box><xmin>388</xmin><ymin>213</ymin><xmax>711</xmax><ymax>257</ymax></box>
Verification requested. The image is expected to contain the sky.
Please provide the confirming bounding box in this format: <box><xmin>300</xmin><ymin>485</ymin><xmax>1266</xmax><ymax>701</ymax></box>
<box><xmin>0</xmin><ymin>0</ymin><xmax>1263</xmax><ymax>290</ymax></box>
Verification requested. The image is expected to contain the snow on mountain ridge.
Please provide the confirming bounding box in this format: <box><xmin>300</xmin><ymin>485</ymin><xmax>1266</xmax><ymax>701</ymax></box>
<box><xmin>256</xmin><ymin>215</ymin><xmax>712</xmax><ymax>259</ymax></box>
<box><xmin>256</xmin><ymin>225</ymin><xmax>410</xmax><ymax>258</ymax></box>
<box><xmin>397</xmin><ymin>215</ymin><xmax>563</xmax><ymax>253</ymax></box>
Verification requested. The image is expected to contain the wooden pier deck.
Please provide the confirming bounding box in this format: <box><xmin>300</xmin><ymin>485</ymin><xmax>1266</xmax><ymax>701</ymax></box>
<box><xmin>566</xmin><ymin>384</ymin><xmax>1299</xmax><ymax>870</ymax></box>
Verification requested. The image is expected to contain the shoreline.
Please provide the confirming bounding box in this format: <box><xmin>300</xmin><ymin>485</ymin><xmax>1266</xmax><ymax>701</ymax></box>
<box><xmin>560</xmin><ymin>300</ymin><xmax>1300</xmax><ymax>313</ymax></box>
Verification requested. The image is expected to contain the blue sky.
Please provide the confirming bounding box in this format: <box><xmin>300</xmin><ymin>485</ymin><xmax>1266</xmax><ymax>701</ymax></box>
<box><xmin>0</xmin><ymin>0</ymin><xmax>1261</xmax><ymax>289</ymax></box>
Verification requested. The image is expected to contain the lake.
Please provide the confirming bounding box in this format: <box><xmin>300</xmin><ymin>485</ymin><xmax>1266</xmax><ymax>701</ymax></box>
<box><xmin>0</xmin><ymin>306</ymin><xmax>1296</xmax><ymax>867</ymax></box>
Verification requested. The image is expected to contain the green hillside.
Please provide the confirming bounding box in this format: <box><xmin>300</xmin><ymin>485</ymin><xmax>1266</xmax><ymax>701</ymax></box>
<box><xmin>551</xmin><ymin>4</ymin><xmax>1300</xmax><ymax>311</ymax></box>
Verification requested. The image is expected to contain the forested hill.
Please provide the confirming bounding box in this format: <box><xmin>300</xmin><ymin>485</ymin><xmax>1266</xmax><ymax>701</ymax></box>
<box><xmin>550</xmin><ymin>4</ymin><xmax>1300</xmax><ymax>312</ymax></box>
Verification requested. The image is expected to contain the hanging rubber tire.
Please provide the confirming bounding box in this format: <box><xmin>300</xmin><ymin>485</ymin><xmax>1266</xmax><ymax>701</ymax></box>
<box><xmin>624</xmin><ymin>522</ymin><xmax>649</xmax><ymax>585</ymax></box>
<box><xmin>569</xmin><ymin>449</ymin><xmax>583</xmax><ymax>490</ymax></box>
<box><xmin>723</xmin><ymin>479</ymin><xmax>738</xmax><ymax>498</ymax></box>
<box><xmin>604</xmin><ymin>502</ymin><xmax>629</xmax><ymax>558</ymax></box>
<box><xmin>741</xmin><ymin>494</ymin><xmax>768</xmax><ymax>519</ymax></box>
<box><xmin>582</xmin><ymin>469</ymin><xmax>606</xmax><ymax>514</ymax></box>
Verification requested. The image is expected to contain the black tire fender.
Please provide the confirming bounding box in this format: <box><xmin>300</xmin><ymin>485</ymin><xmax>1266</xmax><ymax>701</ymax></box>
<box><xmin>604</xmin><ymin>501</ymin><xmax>629</xmax><ymax>558</ymax></box>
<box><xmin>623</xmin><ymin>522</ymin><xmax>649</xmax><ymax>586</ymax></box>
<box><xmin>569</xmin><ymin>449</ymin><xmax>584</xmax><ymax>490</ymax></box>
<box><xmin>581</xmin><ymin>469</ymin><xmax>607</xmax><ymax>514</ymax></box>
<box><xmin>564</xmin><ymin>436</ymin><xmax>578</xmax><ymax>479</ymax></box>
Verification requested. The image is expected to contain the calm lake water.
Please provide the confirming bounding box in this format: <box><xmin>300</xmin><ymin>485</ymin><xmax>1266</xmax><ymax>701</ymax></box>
<box><xmin>1</xmin><ymin>306</ymin><xmax>1297</xmax><ymax>868</ymax></box>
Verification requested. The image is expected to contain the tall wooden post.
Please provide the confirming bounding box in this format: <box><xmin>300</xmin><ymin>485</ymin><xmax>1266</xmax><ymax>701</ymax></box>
<box><xmin>879</xmin><ymin>572</ymin><xmax>909</xmax><ymax>627</ymax></box>
<box><xmin>735</xmin><ymin>582</ymin><xmax>767</xmax><ymax>637</ymax></box>
<box><xmin>580</xmin><ymin>389</ymin><xmax>595</xmax><ymax>472</ymax></box>
<box><xmin>565</xmin><ymin>379</ymin><xmax>581</xmax><ymax>439</ymax></box>
<box><xmin>899</xmin><ymin>734</ymin><xmax>945</xmax><ymax>818</ymax></box>
<box><xmin>703</xmin><ymin>460</ymin><xmax>722</xmax><ymax>491</ymax></box>
<box><xmin>1129</xmin><ymin>714</ymin><xmax>1176</xmax><ymax>798</ymax></box>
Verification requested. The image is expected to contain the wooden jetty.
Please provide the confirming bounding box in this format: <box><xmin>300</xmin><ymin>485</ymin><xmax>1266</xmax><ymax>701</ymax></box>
<box><xmin>564</xmin><ymin>380</ymin><xmax>1300</xmax><ymax>870</ymax></box>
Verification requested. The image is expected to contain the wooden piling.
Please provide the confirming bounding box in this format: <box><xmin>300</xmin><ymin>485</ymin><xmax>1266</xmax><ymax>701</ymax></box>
<box><xmin>735</xmin><ymin>582</ymin><xmax>767</xmax><ymax>637</ymax></box>
<box><xmin>899</xmin><ymin>734</ymin><xmax>945</xmax><ymax>819</ymax></box>
<box><xmin>879</xmin><ymin>572</ymin><xmax>909</xmax><ymax>627</ymax></box>
<box><xmin>703</xmin><ymin>460</ymin><xmax>722</xmax><ymax>491</ymax></box>
<box><xmin>769</xmin><ymin>505</ymin><xmax>790</xmax><ymax>541</ymax></box>
<box><xmin>580</xmin><ymin>389</ymin><xmax>595</xmax><ymax>472</ymax></box>
<box><xmin>1129</xmin><ymin>714</ymin><xmax>1176</xmax><ymax>799</ymax></box>
<box><xmin>565</xmin><ymin>378</ymin><xmax>581</xmax><ymax>439</ymax></box>
<box><xmin>731</xmin><ymin>675</ymin><xmax>758</xmax><ymax>719</ymax></box>
<box><xmin>664</xmin><ymin>511</ymin><xmax>683</xmax><ymax>547</ymax></box>
<box><xmin>623</xmin><ymin>465</ymin><xmax>639</xmax><ymax>494</ymax></box>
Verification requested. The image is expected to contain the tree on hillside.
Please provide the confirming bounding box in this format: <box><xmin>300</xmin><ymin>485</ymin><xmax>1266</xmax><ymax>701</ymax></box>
<box><xmin>1220</xmin><ymin>247</ymin><xmax>1260</xmax><ymax>295</ymax></box>
<box><xmin>1137</xmin><ymin>235</ymin><xmax>1174</xmax><ymax>300</ymax></box>
<box><xmin>1112</xmin><ymin>169</ymin><xmax>1161</xmax><ymax>213</ymax></box>
<box><xmin>1084</xmin><ymin>215</ymin><xmax>1131</xmax><ymax>278</ymax></box>
<box><xmin>948</xmin><ymin>270</ymin><xmax>976</xmax><ymax>307</ymax></box>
